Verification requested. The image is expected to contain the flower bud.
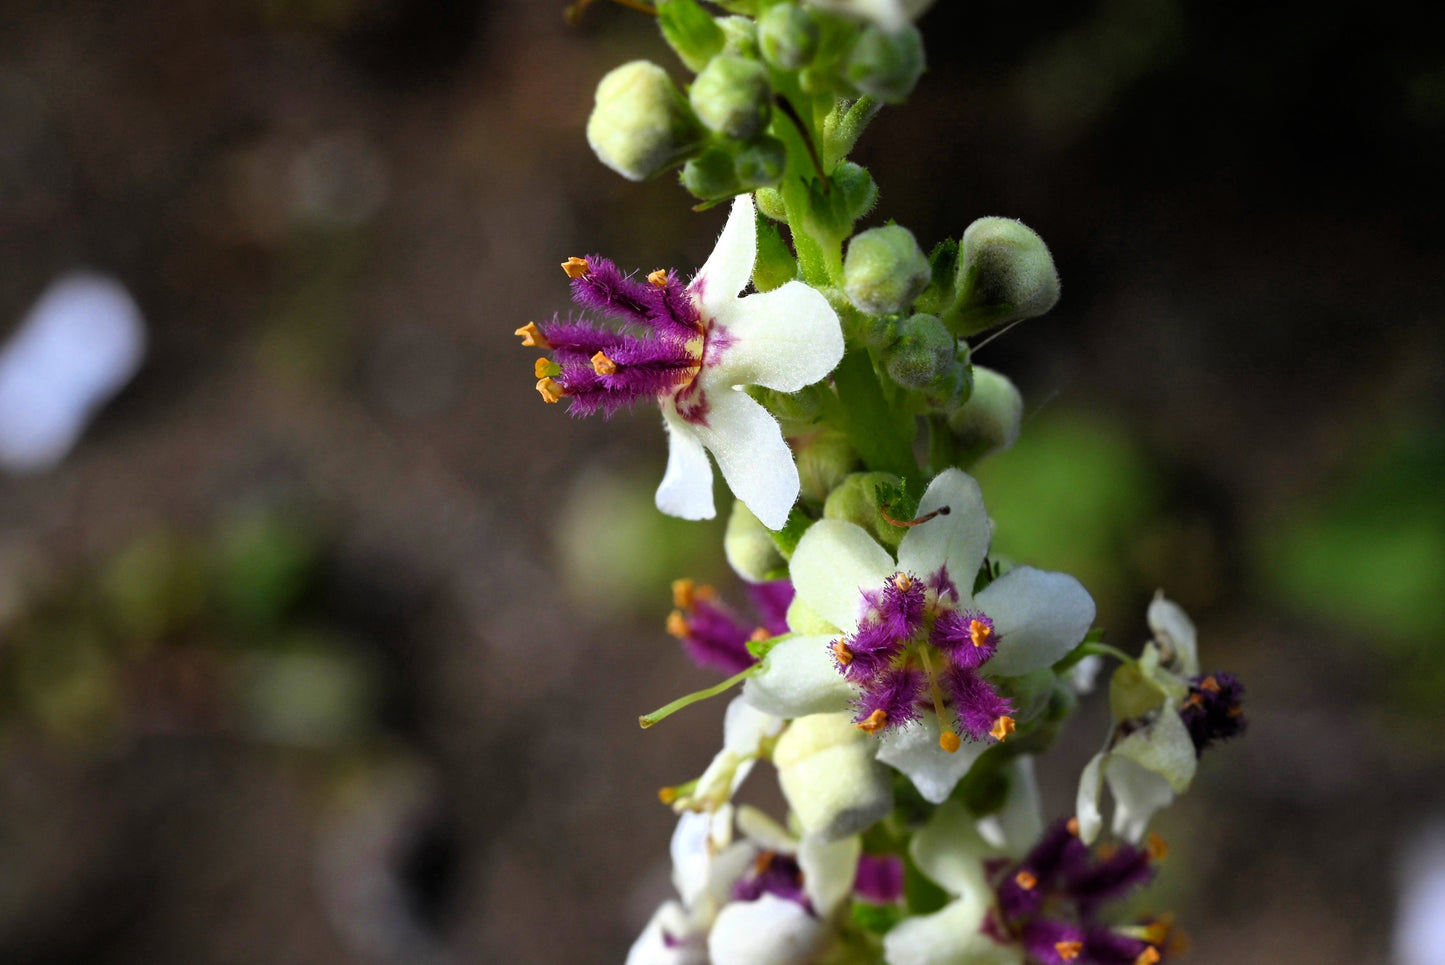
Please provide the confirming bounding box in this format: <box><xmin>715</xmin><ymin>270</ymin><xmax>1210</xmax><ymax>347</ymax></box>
<box><xmin>844</xmin><ymin>24</ymin><xmax>925</xmax><ymax>103</ymax></box>
<box><xmin>794</xmin><ymin>427</ymin><xmax>857</xmax><ymax>503</ymax></box>
<box><xmin>823</xmin><ymin>471</ymin><xmax>906</xmax><ymax>550</ymax></box>
<box><xmin>948</xmin><ymin>217</ymin><xmax>1060</xmax><ymax>337</ymax></box>
<box><xmin>843</xmin><ymin>224</ymin><xmax>930</xmax><ymax>315</ymax></box>
<box><xmin>754</xmin><ymin>187</ymin><xmax>788</xmax><ymax>221</ymax></box>
<box><xmin>759</xmin><ymin>3</ymin><xmax>820</xmax><ymax>70</ymax></box>
<box><xmin>587</xmin><ymin>61</ymin><xmax>704</xmax><ymax>181</ymax></box>
<box><xmin>773</xmin><ymin>713</ymin><xmax>894</xmax><ymax>841</ymax></box>
<box><xmin>657</xmin><ymin>0</ymin><xmax>725</xmax><ymax>72</ymax></box>
<box><xmin>880</xmin><ymin>313</ymin><xmax>953</xmax><ymax>389</ymax></box>
<box><xmin>945</xmin><ymin>364</ymin><xmax>1022</xmax><ymax>459</ymax></box>
<box><xmin>681</xmin><ymin>146</ymin><xmax>741</xmax><ymax>200</ymax></box>
<box><xmin>833</xmin><ymin>161</ymin><xmax>878</xmax><ymax>221</ymax></box>
<box><xmin>718</xmin><ymin>15</ymin><xmax>761</xmax><ymax>58</ymax></box>
<box><xmin>725</xmin><ymin>499</ymin><xmax>787</xmax><ymax>582</ymax></box>
<box><xmin>690</xmin><ymin>54</ymin><xmax>772</xmax><ymax>140</ymax></box>
<box><xmin>734</xmin><ymin>135</ymin><xmax>786</xmax><ymax>189</ymax></box>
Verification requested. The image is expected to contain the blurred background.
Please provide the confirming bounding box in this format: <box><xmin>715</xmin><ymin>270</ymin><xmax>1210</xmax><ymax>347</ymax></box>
<box><xmin>1</xmin><ymin>1</ymin><xmax>1442</xmax><ymax>963</ymax></box>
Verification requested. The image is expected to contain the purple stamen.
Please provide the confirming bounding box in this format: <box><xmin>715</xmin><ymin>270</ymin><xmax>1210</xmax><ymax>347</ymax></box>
<box><xmin>1064</xmin><ymin>844</ymin><xmax>1155</xmax><ymax>919</ymax></box>
<box><xmin>679</xmin><ymin>597</ymin><xmax>758</xmax><ymax>676</ymax></box>
<box><xmin>944</xmin><ymin>665</ymin><xmax>1014</xmax><ymax>741</ymax></box>
<box><xmin>930</xmin><ymin>608</ymin><xmax>999</xmax><ymax>669</ymax></box>
<box><xmin>732</xmin><ymin>852</ymin><xmax>811</xmax><ymax>912</ymax></box>
<box><xmin>747</xmin><ymin>580</ymin><xmax>795</xmax><ymax>636</ymax></box>
<box><xmin>1019</xmin><ymin>918</ymin><xmax>1086</xmax><ymax>965</ymax></box>
<box><xmin>1081</xmin><ymin>927</ymin><xmax>1154</xmax><ymax>965</ymax></box>
<box><xmin>853</xmin><ymin>853</ymin><xmax>905</xmax><ymax>904</ymax></box>
<box><xmin>854</xmin><ymin>665</ymin><xmax>925</xmax><ymax>731</ymax></box>
<box><xmin>1179</xmin><ymin>671</ymin><xmax>1247</xmax><ymax>755</ymax></box>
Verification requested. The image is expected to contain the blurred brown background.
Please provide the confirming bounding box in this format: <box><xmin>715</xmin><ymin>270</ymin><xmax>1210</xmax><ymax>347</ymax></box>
<box><xmin>1</xmin><ymin>1</ymin><xmax>1442</xmax><ymax>963</ymax></box>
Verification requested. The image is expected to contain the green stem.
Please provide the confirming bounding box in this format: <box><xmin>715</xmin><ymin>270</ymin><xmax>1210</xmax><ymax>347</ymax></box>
<box><xmin>833</xmin><ymin>349</ymin><xmax>921</xmax><ymax>485</ymax></box>
<box><xmin>639</xmin><ymin>665</ymin><xmax>757</xmax><ymax>728</ymax></box>
<box><xmin>824</xmin><ymin>96</ymin><xmax>880</xmax><ymax>168</ymax></box>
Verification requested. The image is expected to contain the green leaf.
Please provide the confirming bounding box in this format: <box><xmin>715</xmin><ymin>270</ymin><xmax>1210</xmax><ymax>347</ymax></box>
<box><xmin>657</xmin><ymin>0</ymin><xmax>725</xmax><ymax>72</ymax></box>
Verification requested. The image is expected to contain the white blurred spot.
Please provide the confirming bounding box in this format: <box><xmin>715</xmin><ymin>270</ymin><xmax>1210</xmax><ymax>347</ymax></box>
<box><xmin>0</xmin><ymin>272</ymin><xmax>144</xmax><ymax>472</ymax></box>
<box><xmin>1397</xmin><ymin>822</ymin><xmax>1445</xmax><ymax>965</ymax></box>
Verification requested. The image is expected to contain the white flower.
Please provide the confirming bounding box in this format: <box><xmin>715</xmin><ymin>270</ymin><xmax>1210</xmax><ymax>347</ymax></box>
<box><xmin>804</xmin><ymin>0</ymin><xmax>934</xmax><ymax>33</ymax></box>
<box><xmin>670</xmin><ymin>697</ymin><xmax>785</xmax><ymax>813</ymax></box>
<box><xmin>742</xmin><ymin>468</ymin><xmax>1095</xmax><ymax>804</ymax></box>
<box><xmin>657</xmin><ymin>195</ymin><xmax>844</xmax><ymax>530</ymax></box>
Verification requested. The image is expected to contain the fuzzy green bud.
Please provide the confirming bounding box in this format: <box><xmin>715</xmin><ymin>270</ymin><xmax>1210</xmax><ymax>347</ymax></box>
<box><xmin>759</xmin><ymin>3</ymin><xmax>820</xmax><ymax>70</ymax></box>
<box><xmin>833</xmin><ymin>161</ymin><xmax>878</xmax><ymax>221</ymax></box>
<box><xmin>843</xmin><ymin>224</ymin><xmax>931</xmax><ymax>315</ymax></box>
<box><xmin>690</xmin><ymin>54</ymin><xmax>772</xmax><ymax>140</ymax></box>
<box><xmin>725</xmin><ymin>499</ymin><xmax>787</xmax><ymax>582</ymax></box>
<box><xmin>754</xmin><ymin>186</ymin><xmax>788</xmax><ymax>221</ymax></box>
<box><xmin>734</xmin><ymin>135</ymin><xmax>786</xmax><ymax>188</ymax></box>
<box><xmin>795</xmin><ymin>428</ymin><xmax>858</xmax><ymax>503</ymax></box>
<box><xmin>680</xmin><ymin>145</ymin><xmax>740</xmax><ymax>200</ymax></box>
<box><xmin>657</xmin><ymin>0</ymin><xmax>725</xmax><ymax>72</ymax></box>
<box><xmin>824</xmin><ymin>471</ymin><xmax>907</xmax><ymax>550</ymax></box>
<box><xmin>880</xmin><ymin>313</ymin><xmax>953</xmax><ymax>389</ymax></box>
<box><xmin>949</xmin><ymin>217</ymin><xmax>1060</xmax><ymax>337</ymax></box>
<box><xmin>946</xmin><ymin>364</ymin><xmax>1023</xmax><ymax>459</ymax></box>
<box><xmin>844</xmin><ymin>24</ymin><xmax>925</xmax><ymax>103</ymax></box>
<box><xmin>717</xmin><ymin>15</ymin><xmax>760</xmax><ymax>58</ymax></box>
<box><xmin>587</xmin><ymin>61</ymin><xmax>704</xmax><ymax>181</ymax></box>
<box><xmin>774</xmin><ymin>713</ymin><xmax>894</xmax><ymax>841</ymax></box>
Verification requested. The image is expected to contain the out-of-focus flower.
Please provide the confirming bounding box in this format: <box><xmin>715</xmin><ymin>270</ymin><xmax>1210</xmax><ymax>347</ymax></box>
<box><xmin>519</xmin><ymin>195</ymin><xmax>843</xmax><ymax>530</ymax></box>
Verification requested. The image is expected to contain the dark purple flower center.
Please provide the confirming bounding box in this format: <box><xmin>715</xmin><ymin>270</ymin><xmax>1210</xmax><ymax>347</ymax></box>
<box><xmin>731</xmin><ymin>852</ymin><xmax>812</xmax><ymax>912</ymax></box>
<box><xmin>1178</xmin><ymin>672</ymin><xmax>1246</xmax><ymax>755</ymax></box>
<box><xmin>521</xmin><ymin>256</ymin><xmax>719</xmax><ymax>419</ymax></box>
<box><xmin>832</xmin><ymin>568</ymin><xmax>1014</xmax><ymax>751</ymax></box>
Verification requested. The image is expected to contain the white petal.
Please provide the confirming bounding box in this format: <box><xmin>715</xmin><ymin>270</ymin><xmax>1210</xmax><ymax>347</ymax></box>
<box><xmin>883</xmin><ymin>895</ymin><xmax>1021</xmax><ymax>965</ymax></box>
<box><xmin>786</xmin><ymin>595</ymin><xmax>840</xmax><ymax>636</ymax></box>
<box><xmin>742</xmin><ymin>635</ymin><xmax>855</xmax><ymax>718</ymax></box>
<box><xmin>975</xmin><ymin>566</ymin><xmax>1095</xmax><ymax>677</ymax></box>
<box><xmin>684</xmin><ymin>386</ymin><xmax>797</xmax><ymax>531</ymax></box>
<box><xmin>975</xmin><ymin>757</ymin><xmax>1044</xmax><ymax>859</ymax></box>
<box><xmin>709</xmin><ymin>281</ymin><xmax>843</xmax><ymax>393</ymax></box>
<box><xmin>671</xmin><ymin>811</ymin><xmax>715</xmax><ymax>906</ymax></box>
<box><xmin>790</xmin><ymin>518</ymin><xmax>895</xmax><ymax>633</ymax></box>
<box><xmin>1112</xmin><ymin>705</ymin><xmax>1197</xmax><ymax>793</ymax></box>
<box><xmin>896</xmin><ymin>469</ymin><xmax>990</xmax><ymax>587</ymax></box>
<box><xmin>1148</xmin><ymin>591</ymin><xmax>1199</xmax><ymax>676</ymax></box>
<box><xmin>723</xmin><ymin>697</ymin><xmax>785</xmax><ymax>754</ymax></box>
<box><xmin>656</xmin><ymin>408</ymin><xmax>716</xmax><ymax>521</ymax></box>
<box><xmin>626</xmin><ymin>900</ymin><xmax>707</xmax><ymax>965</ymax></box>
<box><xmin>1074</xmin><ymin>752</ymin><xmax>1106</xmax><ymax>845</ymax></box>
<box><xmin>693</xmin><ymin>195</ymin><xmax>756</xmax><ymax>319</ymax></box>
<box><xmin>735</xmin><ymin>804</ymin><xmax>797</xmax><ymax>854</ymax></box>
<box><xmin>798</xmin><ymin>832</ymin><xmax>862</xmax><ymax>918</ymax></box>
<box><xmin>774</xmin><ymin>713</ymin><xmax>894</xmax><ymax>841</ymax></box>
<box><xmin>1105</xmin><ymin>755</ymin><xmax>1177</xmax><ymax>844</ymax></box>
<box><xmin>709</xmin><ymin>895</ymin><xmax>825</xmax><ymax>965</ymax></box>
<box><xmin>875</xmin><ymin>716</ymin><xmax>989</xmax><ymax>805</ymax></box>
<box><xmin>909</xmin><ymin>801</ymin><xmax>993</xmax><ymax>896</ymax></box>
<box><xmin>700</xmin><ymin>842</ymin><xmax>758</xmax><ymax>922</ymax></box>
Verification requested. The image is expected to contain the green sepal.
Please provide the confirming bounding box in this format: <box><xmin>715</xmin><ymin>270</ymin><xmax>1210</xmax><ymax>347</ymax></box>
<box><xmin>902</xmin><ymin>853</ymin><xmax>950</xmax><ymax>915</ymax></box>
<box><xmin>913</xmin><ymin>238</ymin><xmax>959</xmax><ymax>316</ymax></box>
<box><xmin>768</xmin><ymin>505</ymin><xmax>815</xmax><ymax>559</ymax></box>
<box><xmin>748</xmin><ymin>631</ymin><xmax>795</xmax><ymax>662</ymax></box>
<box><xmin>1109</xmin><ymin>660</ymin><xmax>1168</xmax><ymax>722</ymax></box>
<box><xmin>657</xmin><ymin>0</ymin><xmax>725</xmax><ymax>72</ymax></box>
<box><xmin>754</xmin><ymin>215</ymin><xmax>799</xmax><ymax>292</ymax></box>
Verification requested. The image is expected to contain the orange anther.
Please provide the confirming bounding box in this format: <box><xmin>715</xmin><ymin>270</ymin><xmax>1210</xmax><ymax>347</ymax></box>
<box><xmin>1055</xmin><ymin>941</ymin><xmax>1083</xmax><ymax>961</ymax></box>
<box><xmin>831</xmin><ymin>639</ymin><xmax>854</xmax><ymax>666</ymax></box>
<box><xmin>1067</xmin><ymin>817</ymin><xmax>1081</xmax><ymax>836</ymax></box>
<box><xmin>535</xmin><ymin>377</ymin><xmax>566</xmax><ymax>403</ymax></box>
<box><xmin>665</xmin><ymin>610</ymin><xmax>689</xmax><ymax>638</ymax></box>
<box><xmin>515</xmin><ymin>322</ymin><xmax>551</xmax><ymax>349</ymax></box>
<box><xmin>857</xmin><ymin>709</ymin><xmax>888</xmax><ymax>734</ymax></box>
<box><xmin>969</xmin><ymin>618</ymin><xmax>993</xmax><ymax>648</ymax></box>
<box><xmin>990</xmin><ymin>716</ymin><xmax>1016</xmax><ymax>741</ymax></box>
<box><xmin>591</xmin><ymin>350</ymin><xmax>617</xmax><ymax>376</ymax></box>
<box><xmin>562</xmin><ymin>256</ymin><xmax>589</xmax><ymax>278</ymax></box>
<box><xmin>1135</xmin><ymin>948</ymin><xmax>1161</xmax><ymax>965</ymax></box>
<box><xmin>1014</xmin><ymin>870</ymin><xmax>1037</xmax><ymax>890</ymax></box>
<box><xmin>647</xmin><ymin>269</ymin><xmax>668</xmax><ymax>287</ymax></box>
<box><xmin>1147</xmin><ymin>833</ymin><xmax>1168</xmax><ymax>861</ymax></box>
<box><xmin>1200</xmin><ymin>676</ymin><xmax>1221</xmax><ymax>693</ymax></box>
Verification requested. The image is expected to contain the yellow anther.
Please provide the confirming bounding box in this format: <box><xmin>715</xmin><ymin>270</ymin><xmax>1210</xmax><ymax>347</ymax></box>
<box><xmin>515</xmin><ymin>322</ymin><xmax>550</xmax><ymax>349</ymax></box>
<box><xmin>1200</xmin><ymin>675</ymin><xmax>1221</xmax><ymax>693</ymax></box>
<box><xmin>1141</xmin><ymin>915</ymin><xmax>1176</xmax><ymax>947</ymax></box>
<box><xmin>939</xmin><ymin>730</ymin><xmax>961</xmax><ymax>754</ymax></box>
<box><xmin>666</xmin><ymin>610</ymin><xmax>689</xmax><ymax>638</ymax></box>
<box><xmin>990</xmin><ymin>715</ymin><xmax>1016</xmax><ymax>741</ymax></box>
<box><xmin>591</xmin><ymin>350</ymin><xmax>618</xmax><ymax>375</ymax></box>
<box><xmin>1135</xmin><ymin>948</ymin><xmax>1161</xmax><ymax>965</ymax></box>
<box><xmin>535</xmin><ymin>377</ymin><xmax>566</xmax><ymax>403</ymax></box>
<box><xmin>1182</xmin><ymin>693</ymin><xmax>1205</xmax><ymax>710</ymax></box>
<box><xmin>890</xmin><ymin>572</ymin><xmax>913</xmax><ymax>591</ymax></box>
<box><xmin>749</xmin><ymin>627</ymin><xmax>771</xmax><ymax>642</ymax></box>
<box><xmin>969</xmin><ymin>618</ymin><xmax>993</xmax><ymax>648</ymax></box>
<box><xmin>671</xmin><ymin>578</ymin><xmax>697</xmax><ymax>609</ymax></box>
<box><xmin>1147</xmin><ymin>832</ymin><xmax>1168</xmax><ymax>861</ymax></box>
<box><xmin>857</xmin><ymin>709</ymin><xmax>888</xmax><ymax>734</ymax></box>
<box><xmin>1067</xmin><ymin>816</ymin><xmax>1081</xmax><ymax>836</ymax></box>
<box><xmin>534</xmin><ymin>357</ymin><xmax>559</xmax><ymax>379</ymax></box>
<box><xmin>831</xmin><ymin>639</ymin><xmax>854</xmax><ymax>666</ymax></box>
<box><xmin>657</xmin><ymin>786</ymin><xmax>679</xmax><ymax>805</ymax></box>
<box><xmin>647</xmin><ymin>268</ymin><xmax>668</xmax><ymax>287</ymax></box>
<box><xmin>1055</xmin><ymin>941</ymin><xmax>1083</xmax><ymax>962</ymax></box>
<box><xmin>1014</xmin><ymin>870</ymin><xmax>1037</xmax><ymax>891</ymax></box>
<box><xmin>562</xmin><ymin>256</ymin><xmax>589</xmax><ymax>278</ymax></box>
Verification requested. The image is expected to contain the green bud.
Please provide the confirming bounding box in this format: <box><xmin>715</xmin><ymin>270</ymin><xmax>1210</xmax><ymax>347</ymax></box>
<box><xmin>843</xmin><ymin>224</ymin><xmax>930</xmax><ymax>315</ymax></box>
<box><xmin>656</xmin><ymin>0</ymin><xmax>725</xmax><ymax>72</ymax></box>
<box><xmin>833</xmin><ymin>161</ymin><xmax>878</xmax><ymax>221</ymax></box>
<box><xmin>880</xmin><ymin>313</ymin><xmax>953</xmax><ymax>389</ymax></box>
<box><xmin>717</xmin><ymin>15</ymin><xmax>760</xmax><ymax>58</ymax></box>
<box><xmin>725</xmin><ymin>499</ymin><xmax>787</xmax><ymax>582</ymax></box>
<box><xmin>753</xmin><ymin>217</ymin><xmax>798</xmax><ymax>292</ymax></box>
<box><xmin>948</xmin><ymin>217</ymin><xmax>1060</xmax><ymax>337</ymax></box>
<box><xmin>774</xmin><ymin>713</ymin><xmax>894</xmax><ymax>841</ymax></box>
<box><xmin>734</xmin><ymin>134</ymin><xmax>786</xmax><ymax>188</ymax></box>
<box><xmin>916</xmin><ymin>341</ymin><xmax>972</xmax><ymax>410</ymax></box>
<box><xmin>912</xmin><ymin>238</ymin><xmax>959</xmax><ymax>315</ymax></box>
<box><xmin>690</xmin><ymin>54</ymin><xmax>772</xmax><ymax>140</ymax></box>
<box><xmin>945</xmin><ymin>364</ymin><xmax>1023</xmax><ymax>459</ymax></box>
<box><xmin>755</xmin><ymin>186</ymin><xmax>788</xmax><ymax>221</ymax></box>
<box><xmin>759</xmin><ymin>3</ymin><xmax>820</xmax><ymax>70</ymax></box>
<box><xmin>824</xmin><ymin>471</ymin><xmax>907</xmax><ymax>550</ymax></box>
<box><xmin>680</xmin><ymin>145</ymin><xmax>741</xmax><ymax>200</ymax></box>
<box><xmin>587</xmin><ymin>61</ymin><xmax>704</xmax><ymax>181</ymax></box>
<box><xmin>844</xmin><ymin>24</ymin><xmax>925</xmax><ymax>104</ymax></box>
<box><xmin>862</xmin><ymin>315</ymin><xmax>899</xmax><ymax>351</ymax></box>
<box><xmin>795</xmin><ymin>428</ymin><xmax>859</xmax><ymax>503</ymax></box>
